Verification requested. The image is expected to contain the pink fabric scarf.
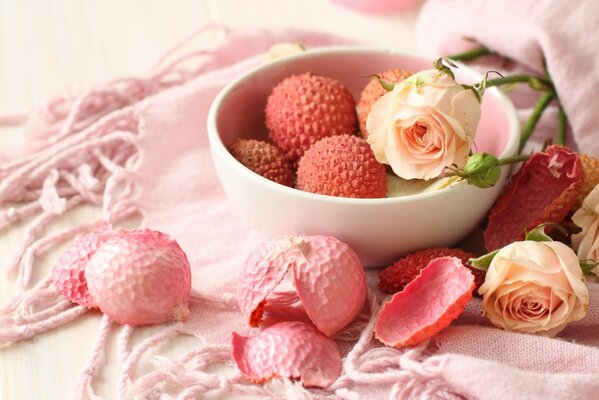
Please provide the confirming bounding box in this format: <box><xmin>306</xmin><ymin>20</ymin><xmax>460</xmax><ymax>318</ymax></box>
<box><xmin>2</xmin><ymin>20</ymin><xmax>599</xmax><ymax>400</ymax></box>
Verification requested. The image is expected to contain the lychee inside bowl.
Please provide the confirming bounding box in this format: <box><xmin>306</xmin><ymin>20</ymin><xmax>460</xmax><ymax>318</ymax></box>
<box><xmin>207</xmin><ymin>47</ymin><xmax>519</xmax><ymax>266</ymax></box>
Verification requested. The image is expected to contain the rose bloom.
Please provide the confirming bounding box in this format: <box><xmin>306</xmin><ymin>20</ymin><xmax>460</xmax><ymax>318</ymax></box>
<box><xmin>366</xmin><ymin>69</ymin><xmax>481</xmax><ymax>180</ymax></box>
<box><xmin>572</xmin><ymin>184</ymin><xmax>599</xmax><ymax>272</ymax></box>
<box><xmin>479</xmin><ymin>241</ymin><xmax>589</xmax><ymax>337</ymax></box>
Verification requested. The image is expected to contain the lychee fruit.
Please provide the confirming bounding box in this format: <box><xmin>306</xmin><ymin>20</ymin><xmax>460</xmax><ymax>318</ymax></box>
<box><xmin>358</xmin><ymin>68</ymin><xmax>412</xmax><ymax>138</ymax></box>
<box><xmin>265</xmin><ymin>73</ymin><xmax>357</xmax><ymax>163</ymax></box>
<box><xmin>375</xmin><ymin>257</ymin><xmax>475</xmax><ymax>348</ymax></box>
<box><xmin>51</xmin><ymin>221</ymin><xmax>114</xmax><ymax>307</ymax></box>
<box><xmin>296</xmin><ymin>135</ymin><xmax>387</xmax><ymax>198</ymax></box>
<box><xmin>229</xmin><ymin>139</ymin><xmax>294</xmax><ymax>186</ymax></box>
<box><xmin>379</xmin><ymin>247</ymin><xmax>483</xmax><ymax>296</ymax></box>
<box><xmin>85</xmin><ymin>229</ymin><xmax>191</xmax><ymax>326</ymax></box>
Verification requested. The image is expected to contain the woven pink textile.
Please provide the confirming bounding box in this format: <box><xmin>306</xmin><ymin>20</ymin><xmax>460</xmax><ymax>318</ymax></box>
<box><xmin>126</xmin><ymin>28</ymin><xmax>599</xmax><ymax>399</ymax></box>
<box><xmin>417</xmin><ymin>0</ymin><xmax>599</xmax><ymax>157</ymax></box>
<box><xmin>2</xmin><ymin>9</ymin><xmax>599</xmax><ymax>399</ymax></box>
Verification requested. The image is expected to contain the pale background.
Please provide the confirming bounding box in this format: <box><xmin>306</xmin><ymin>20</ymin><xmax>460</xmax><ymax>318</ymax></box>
<box><xmin>0</xmin><ymin>1</ymin><xmax>422</xmax><ymax>399</ymax></box>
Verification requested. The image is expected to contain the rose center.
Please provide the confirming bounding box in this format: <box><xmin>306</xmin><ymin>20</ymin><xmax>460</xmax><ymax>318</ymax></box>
<box><xmin>400</xmin><ymin>122</ymin><xmax>440</xmax><ymax>154</ymax></box>
<box><xmin>515</xmin><ymin>295</ymin><xmax>551</xmax><ymax>320</ymax></box>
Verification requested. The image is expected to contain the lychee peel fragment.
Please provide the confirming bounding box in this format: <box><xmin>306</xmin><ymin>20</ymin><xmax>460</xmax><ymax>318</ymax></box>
<box><xmin>232</xmin><ymin>321</ymin><xmax>342</xmax><ymax>388</ymax></box>
<box><xmin>375</xmin><ymin>257</ymin><xmax>474</xmax><ymax>348</ymax></box>
<box><xmin>237</xmin><ymin>235</ymin><xmax>367</xmax><ymax>337</ymax></box>
<box><xmin>484</xmin><ymin>145</ymin><xmax>583</xmax><ymax>251</ymax></box>
<box><xmin>51</xmin><ymin>221</ymin><xmax>114</xmax><ymax>307</ymax></box>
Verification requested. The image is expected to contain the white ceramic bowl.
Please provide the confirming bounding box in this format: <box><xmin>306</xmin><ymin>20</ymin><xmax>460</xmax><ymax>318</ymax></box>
<box><xmin>207</xmin><ymin>47</ymin><xmax>519</xmax><ymax>266</ymax></box>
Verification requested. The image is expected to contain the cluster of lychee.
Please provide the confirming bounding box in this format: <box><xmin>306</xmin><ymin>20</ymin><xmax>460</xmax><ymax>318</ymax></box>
<box><xmin>228</xmin><ymin>69</ymin><xmax>411</xmax><ymax>199</ymax></box>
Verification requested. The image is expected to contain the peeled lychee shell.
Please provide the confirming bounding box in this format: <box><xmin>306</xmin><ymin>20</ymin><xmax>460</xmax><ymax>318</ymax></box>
<box><xmin>375</xmin><ymin>257</ymin><xmax>474</xmax><ymax>348</ymax></box>
<box><xmin>229</xmin><ymin>139</ymin><xmax>294</xmax><ymax>187</ymax></box>
<box><xmin>379</xmin><ymin>247</ymin><xmax>484</xmax><ymax>296</ymax></box>
<box><xmin>51</xmin><ymin>221</ymin><xmax>114</xmax><ymax>307</ymax></box>
<box><xmin>297</xmin><ymin>135</ymin><xmax>387</xmax><ymax>198</ymax></box>
<box><xmin>577</xmin><ymin>153</ymin><xmax>599</xmax><ymax>207</ymax></box>
<box><xmin>265</xmin><ymin>73</ymin><xmax>357</xmax><ymax>163</ymax></box>
<box><xmin>232</xmin><ymin>321</ymin><xmax>341</xmax><ymax>388</ymax></box>
<box><xmin>237</xmin><ymin>234</ymin><xmax>367</xmax><ymax>337</ymax></box>
<box><xmin>85</xmin><ymin>229</ymin><xmax>191</xmax><ymax>326</ymax></box>
<box><xmin>484</xmin><ymin>145</ymin><xmax>583</xmax><ymax>251</ymax></box>
<box><xmin>358</xmin><ymin>68</ymin><xmax>412</xmax><ymax>138</ymax></box>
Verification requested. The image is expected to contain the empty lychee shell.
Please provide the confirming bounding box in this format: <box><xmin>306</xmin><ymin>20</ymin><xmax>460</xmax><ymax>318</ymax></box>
<box><xmin>51</xmin><ymin>221</ymin><xmax>114</xmax><ymax>307</ymax></box>
<box><xmin>85</xmin><ymin>229</ymin><xmax>191</xmax><ymax>325</ymax></box>
<box><xmin>232</xmin><ymin>321</ymin><xmax>341</xmax><ymax>388</ymax></box>
<box><xmin>237</xmin><ymin>234</ymin><xmax>367</xmax><ymax>337</ymax></box>
<box><xmin>484</xmin><ymin>145</ymin><xmax>583</xmax><ymax>251</ymax></box>
<box><xmin>375</xmin><ymin>257</ymin><xmax>474</xmax><ymax>348</ymax></box>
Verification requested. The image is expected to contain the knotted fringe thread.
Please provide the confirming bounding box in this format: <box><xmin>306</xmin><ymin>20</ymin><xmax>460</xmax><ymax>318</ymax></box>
<box><xmin>1</xmin><ymin>25</ymin><xmax>464</xmax><ymax>399</ymax></box>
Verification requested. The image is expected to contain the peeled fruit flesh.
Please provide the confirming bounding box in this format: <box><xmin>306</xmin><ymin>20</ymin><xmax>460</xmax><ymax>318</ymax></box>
<box><xmin>375</xmin><ymin>257</ymin><xmax>474</xmax><ymax>348</ymax></box>
<box><xmin>85</xmin><ymin>229</ymin><xmax>191</xmax><ymax>325</ymax></box>
<box><xmin>232</xmin><ymin>321</ymin><xmax>341</xmax><ymax>388</ymax></box>
<box><xmin>237</xmin><ymin>234</ymin><xmax>367</xmax><ymax>337</ymax></box>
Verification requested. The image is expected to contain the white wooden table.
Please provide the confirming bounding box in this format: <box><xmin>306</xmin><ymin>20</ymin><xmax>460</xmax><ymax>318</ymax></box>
<box><xmin>0</xmin><ymin>1</ymin><xmax>421</xmax><ymax>398</ymax></box>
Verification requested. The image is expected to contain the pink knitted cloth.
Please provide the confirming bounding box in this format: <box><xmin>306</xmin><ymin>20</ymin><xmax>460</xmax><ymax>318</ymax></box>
<box><xmin>2</xmin><ymin>12</ymin><xmax>599</xmax><ymax>400</ymax></box>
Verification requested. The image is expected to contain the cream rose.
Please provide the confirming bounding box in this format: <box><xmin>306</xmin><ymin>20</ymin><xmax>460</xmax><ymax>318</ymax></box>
<box><xmin>572</xmin><ymin>184</ymin><xmax>599</xmax><ymax>272</ymax></box>
<box><xmin>479</xmin><ymin>241</ymin><xmax>589</xmax><ymax>337</ymax></box>
<box><xmin>366</xmin><ymin>69</ymin><xmax>481</xmax><ymax>180</ymax></box>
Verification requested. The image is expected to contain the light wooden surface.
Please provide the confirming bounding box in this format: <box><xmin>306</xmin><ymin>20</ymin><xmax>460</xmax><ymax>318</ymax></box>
<box><xmin>0</xmin><ymin>1</ymin><xmax>421</xmax><ymax>399</ymax></box>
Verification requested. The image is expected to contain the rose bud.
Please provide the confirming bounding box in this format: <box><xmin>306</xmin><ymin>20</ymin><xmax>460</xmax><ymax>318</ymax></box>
<box><xmin>459</xmin><ymin>153</ymin><xmax>501</xmax><ymax>188</ymax></box>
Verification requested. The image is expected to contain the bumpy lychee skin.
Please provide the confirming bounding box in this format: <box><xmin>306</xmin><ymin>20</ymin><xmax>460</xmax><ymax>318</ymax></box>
<box><xmin>379</xmin><ymin>247</ymin><xmax>483</xmax><ymax>296</ymax></box>
<box><xmin>232</xmin><ymin>321</ymin><xmax>341</xmax><ymax>388</ymax></box>
<box><xmin>229</xmin><ymin>139</ymin><xmax>294</xmax><ymax>186</ymax></box>
<box><xmin>51</xmin><ymin>221</ymin><xmax>114</xmax><ymax>307</ymax></box>
<box><xmin>358</xmin><ymin>69</ymin><xmax>412</xmax><ymax>138</ymax></box>
<box><xmin>85</xmin><ymin>229</ymin><xmax>191</xmax><ymax>326</ymax></box>
<box><xmin>265</xmin><ymin>73</ymin><xmax>357</xmax><ymax>162</ymax></box>
<box><xmin>296</xmin><ymin>135</ymin><xmax>387</xmax><ymax>198</ymax></box>
<box><xmin>577</xmin><ymin>153</ymin><xmax>599</xmax><ymax>207</ymax></box>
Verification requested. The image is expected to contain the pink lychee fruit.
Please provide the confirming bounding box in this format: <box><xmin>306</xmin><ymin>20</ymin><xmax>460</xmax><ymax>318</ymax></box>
<box><xmin>237</xmin><ymin>234</ymin><xmax>367</xmax><ymax>337</ymax></box>
<box><xmin>232</xmin><ymin>321</ymin><xmax>341</xmax><ymax>388</ymax></box>
<box><xmin>375</xmin><ymin>257</ymin><xmax>475</xmax><ymax>348</ymax></box>
<box><xmin>265</xmin><ymin>73</ymin><xmax>357</xmax><ymax>163</ymax></box>
<box><xmin>358</xmin><ymin>68</ymin><xmax>412</xmax><ymax>138</ymax></box>
<box><xmin>228</xmin><ymin>138</ymin><xmax>294</xmax><ymax>186</ymax></box>
<box><xmin>51</xmin><ymin>221</ymin><xmax>114</xmax><ymax>307</ymax></box>
<box><xmin>85</xmin><ymin>229</ymin><xmax>191</xmax><ymax>326</ymax></box>
<box><xmin>297</xmin><ymin>135</ymin><xmax>387</xmax><ymax>198</ymax></box>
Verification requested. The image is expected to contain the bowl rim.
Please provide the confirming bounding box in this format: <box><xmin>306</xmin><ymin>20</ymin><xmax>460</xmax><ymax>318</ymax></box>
<box><xmin>207</xmin><ymin>45</ymin><xmax>520</xmax><ymax>206</ymax></box>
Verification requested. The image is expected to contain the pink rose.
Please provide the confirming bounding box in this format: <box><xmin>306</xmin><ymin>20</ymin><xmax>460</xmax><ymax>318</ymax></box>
<box><xmin>366</xmin><ymin>69</ymin><xmax>480</xmax><ymax>180</ymax></box>
<box><xmin>479</xmin><ymin>241</ymin><xmax>589</xmax><ymax>337</ymax></box>
<box><xmin>572</xmin><ymin>184</ymin><xmax>599</xmax><ymax>274</ymax></box>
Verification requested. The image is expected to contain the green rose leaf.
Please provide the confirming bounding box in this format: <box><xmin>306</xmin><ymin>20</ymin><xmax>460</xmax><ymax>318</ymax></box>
<box><xmin>469</xmin><ymin>250</ymin><xmax>499</xmax><ymax>271</ymax></box>
<box><xmin>580</xmin><ymin>260</ymin><xmax>599</xmax><ymax>275</ymax></box>
<box><xmin>524</xmin><ymin>225</ymin><xmax>553</xmax><ymax>242</ymax></box>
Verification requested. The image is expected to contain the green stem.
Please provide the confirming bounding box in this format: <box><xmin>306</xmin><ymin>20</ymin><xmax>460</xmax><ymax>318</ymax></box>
<box><xmin>498</xmin><ymin>154</ymin><xmax>531</xmax><ymax>165</ymax></box>
<box><xmin>518</xmin><ymin>91</ymin><xmax>555</xmax><ymax>153</ymax></box>
<box><xmin>557</xmin><ymin>104</ymin><xmax>567</xmax><ymax>145</ymax></box>
<box><xmin>485</xmin><ymin>75</ymin><xmax>553</xmax><ymax>91</ymax></box>
<box><xmin>447</xmin><ymin>46</ymin><xmax>493</xmax><ymax>62</ymax></box>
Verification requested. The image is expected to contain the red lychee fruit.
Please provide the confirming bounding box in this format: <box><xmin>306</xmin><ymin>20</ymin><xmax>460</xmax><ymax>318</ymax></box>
<box><xmin>379</xmin><ymin>247</ymin><xmax>485</xmax><ymax>296</ymax></box>
<box><xmin>358</xmin><ymin>69</ymin><xmax>412</xmax><ymax>138</ymax></box>
<box><xmin>265</xmin><ymin>73</ymin><xmax>357</xmax><ymax>163</ymax></box>
<box><xmin>229</xmin><ymin>139</ymin><xmax>294</xmax><ymax>187</ymax></box>
<box><xmin>296</xmin><ymin>135</ymin><xmax>387</xmax><ymax>198</ymax></box>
